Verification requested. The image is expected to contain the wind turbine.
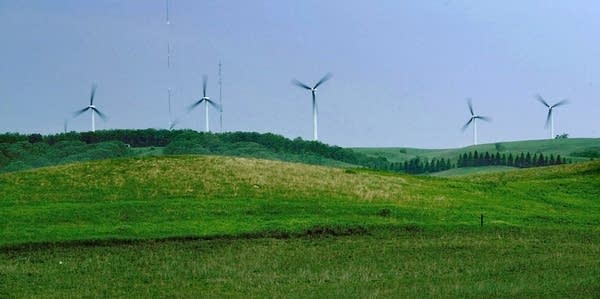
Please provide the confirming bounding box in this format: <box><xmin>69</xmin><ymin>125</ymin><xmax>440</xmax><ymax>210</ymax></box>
<box><xmin>536</xmin><ymin>94</ymin><xmax>568</xmax><ymax>139</ymax></box>
<box><xmin>461</xmin><ymin>99</ymin><xmax>491</xmax><ymax>146</ymax></box>
<box><xmin>73</xmin><ymin>84</ymin><xmax>107</xmax><ymax>132</ymax></box>
<box><xmin>188</xmin><ymin>75</ymin><xmax>219</xmax><ymax>132</ymax></box>
<box><xmin>292</xmin><ymin>73</ymin><xmax>332</xmax><ymax>141</ymax></box>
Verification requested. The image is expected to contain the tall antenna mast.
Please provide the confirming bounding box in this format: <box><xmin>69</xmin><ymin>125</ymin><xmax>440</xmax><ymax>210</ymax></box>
<box><xmin>219</xmin><ymin>61</ymin><xmax>223</xmax><ymax>132</ymax></box>
<box><xmin>166</xmin><ymin>0</ymin><xmax>174</xmax><ymax>129</ymax></box>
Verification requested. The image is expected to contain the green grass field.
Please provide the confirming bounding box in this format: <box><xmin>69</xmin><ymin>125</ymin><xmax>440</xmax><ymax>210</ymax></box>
<box><xmin>1</xmin><ymin>155</ymin><xmax>599</xmax><ymax>297</ymax></box>
<box><xmin>3</xmin><ymin>229</ymin><xmax>597</xmax><ymax>297</ymax></box>
<box><xmin>430</xmin><ymin>165</ymin><xmax>518</xmax><ymax>177</ymax></box>
<box><xmin>354</xmin><ymin>138</ymin><xmax>600</xmax><ymax>163</ymax></box>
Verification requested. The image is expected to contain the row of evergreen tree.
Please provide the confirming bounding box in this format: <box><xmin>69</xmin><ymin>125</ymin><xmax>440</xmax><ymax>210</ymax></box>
<box><xmin>384</xmin><ymin>150</ymin><xmax>569</xmax><ymax>175</ymax></box>
<box><xmin>457</xmin><ymin>151</ymin><xmax>567</xmax><ymax>168</ymax></box>
<box><xmin>391</xmin><ymin>157</ymin><xmax>454</xmax><ymax>174</ymax></box>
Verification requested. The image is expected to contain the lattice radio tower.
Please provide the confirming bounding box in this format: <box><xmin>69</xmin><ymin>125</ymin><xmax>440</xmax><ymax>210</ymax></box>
<box><xmin>166</xmin><ymin>0</ymin><xmax>174</xmax><ymax>129</ymax></box>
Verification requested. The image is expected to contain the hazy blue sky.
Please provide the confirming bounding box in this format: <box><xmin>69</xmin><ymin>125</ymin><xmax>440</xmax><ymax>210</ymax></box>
<box><xmin>1</xmin><ymin>1</ymin><xmax>599</xmax><ymax>148</ymax></box>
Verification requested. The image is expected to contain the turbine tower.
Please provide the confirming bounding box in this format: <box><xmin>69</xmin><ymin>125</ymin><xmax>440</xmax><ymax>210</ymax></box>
<box><xmin>292</xmin><ymin>73</ymin><xmax>332</xmax><ymax>141</ymax></box>
<box><xmin>73</xmin><ymin>84</ymin><xmax>107</xmax><ymax>133</ymax></box>
<box><xmin>461</xmin><ymin>98</ymin><xmax>491</xmax><ymax>146</ymax></box>
<box><xmin>536</xmin><ymin>95</ymin><xmax>568</xmax><ymax>139</ymax></box>
<box><xmin>188</xmin><ymin>76</ymin><xmax>219</xmax><ymax>132</ymax></box>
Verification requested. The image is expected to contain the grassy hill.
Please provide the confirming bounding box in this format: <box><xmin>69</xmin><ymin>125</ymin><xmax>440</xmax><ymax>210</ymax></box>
<box><xmin>1</xmin><ymin>155</ymin><xmax>598</xmax><ymax>246</ymax></box>
<box><xmin>354</xmin><ymin>138</ymin><xmax>600</xmax><ymax>163</ymax></box>
<box><xmin>1</xmin><ymin>156</ymin><xmax>599</xmax><ymax>296</ymax></box>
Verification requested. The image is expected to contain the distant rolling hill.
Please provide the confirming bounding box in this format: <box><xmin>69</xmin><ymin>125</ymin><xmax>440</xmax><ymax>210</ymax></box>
<box><xmin>1</xmin><ymin>129</ymin><xmax>598</xmax><ymax>176</ymax></box>
<box><xmin>354</xmin><ymin>138</ymin><xmax>600</xmax><ymax>163</ymax></box>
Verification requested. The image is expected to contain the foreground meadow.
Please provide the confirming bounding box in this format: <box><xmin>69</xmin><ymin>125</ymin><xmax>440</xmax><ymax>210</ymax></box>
<box><xmin>1</xmin><ymin>156</ymin><xmax>599</xmax><ymax>297</ymax></box>
<box><xmin>2</xmin><ymin>229</ymin><xmax>598</xmax><ymax>297</ymax></box>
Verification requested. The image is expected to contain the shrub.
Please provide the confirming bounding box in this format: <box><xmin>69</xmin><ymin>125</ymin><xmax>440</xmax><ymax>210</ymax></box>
<box><xmin>377</xmin><ymin>208</ymin><xmax>392</xmax><ymax>217</ymax></box>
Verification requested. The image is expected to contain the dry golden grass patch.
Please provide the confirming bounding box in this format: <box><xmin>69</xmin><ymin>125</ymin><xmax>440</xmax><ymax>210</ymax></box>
<box><xmin>219</xmin><ymin>156</ymin><xmax>410</xmax><ymax>201</ymax></box>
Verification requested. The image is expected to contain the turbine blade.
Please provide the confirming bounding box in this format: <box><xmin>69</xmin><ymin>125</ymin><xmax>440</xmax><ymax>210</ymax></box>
<box><xmin>187</xmin><ymin>100</ymin><xmax>203</xmax><ymax>112</ymax></box>
<box><xmin>467</xmin><ymin>98</ymin><xmax>474</xmax><ymax>116</ymax></box>
<box><xmin>477</xmin><ymin>116</ymin><xmax>492</xmax><ymax>122</ymax></box>
<box><xmin>461</xmin><ymin>118</ymin><xmax>474</xmax><ymax>132</ymax></box>
<box><xmin>170</xmin><ymin>118</ymin><xmax>180</xmax><ymax>130</ymax></box>
<box><xmin>536</xmin><ymin>94</ymin><xmax>550</xmax><ymax>107</ymax></box>
<box><xmin>93</xmin><ymin>107</ymin><xmax>108</xmax><ymax>121</ymax></box>
<box><xmin>206</xmin><ymin>99</ymin><xmax>220</xmax><ymax>110</ymax></box>
<box><xmin>545</xmin><ymin>109</ymin><xmax>552</xmax><ymax>128</ymax></box>
<box><xmin>292</xmin><ymin>79</ymin><xmax>311</xmax><ymax>90</ymax></box>
<box><xmin>313</xmin><ymin>72</ymin><xmax>332</xmax><ymax>89</ymax></box>
<box><xmin>202</xmin><ymin>75</ymin><xmax>208</xmax><ymax>98</ymax></box>
<box><xmin>552</xmin><ymin>99</ymin><xmax>569</xmax><ymax>108</ymax></box>
<box><xmin>90</xmin><ymin>84</ymin><xmax>97</xmax><ymax>105</ymax></box>
<box><xmin>73</xmin><ymin>107</ymin><xmax>90</xmax><ymax>118</ymax></box>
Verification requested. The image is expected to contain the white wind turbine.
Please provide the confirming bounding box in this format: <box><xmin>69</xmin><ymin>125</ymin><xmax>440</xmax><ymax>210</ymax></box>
<box><xmin>536</xmin><ymin>94</ymin><xmax>568</xmax><ymax>139</ymax></box>
<box><xmin>188</xmin><ymin>76</ymin><xmax>219</xmax><ymax>132</ymax></box>
<box><xmin>461</xmin><ymin>98</ymin><xmax>491</xmax><ymax>146</ymax></box>
<box><xmin>292</xmin><ymin>73</ymin><xmax>332</xmax><ymax>141</ymax></box>
<box><xmin>72</xmin><ymin>84</ymin><xmax>107</xmax><ymax>132</ymax></box>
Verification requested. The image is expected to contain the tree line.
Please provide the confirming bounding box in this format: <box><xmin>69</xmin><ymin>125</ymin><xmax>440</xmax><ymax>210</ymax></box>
<box><xmin>0</xmin><ymin>129</ymin><xmax>179</xmax><ymax>147</ymax></box>
<box><xmin>457</xmin><ymin>150</ymin><xmax>567</xmax><ymax>168</ymax></box>
<box><xmin>0</xmin><ymin>130</ymin><xmax>388</xmax><ymax>171</ymax></box>
<box><xmin>394</xmin><ymin>157</ymin><xmax>454</xmax><ymax>174</ymax></box>
<box><xmin>0</xmin><ymin>130</ymin><xmax>573</xmax><ymax>174</ymax></box>
<box><xmin>163</xmin><ymin>131</ymin><xmax>386</xmax><ymax>168</ymax></box>
<box><xmin>0</xmin><ymin>130</ymin><xmax>384</xmax><ymax>168</ymax></box>
<box><xmin>382</xmin><ymin>150</ymin><xmax>569</xmax><ymax>175</ymax></box>
<box><xmin>0</xmin><ymin>140</ymin><xmax>129</xmax><ymax>173</ymax></box>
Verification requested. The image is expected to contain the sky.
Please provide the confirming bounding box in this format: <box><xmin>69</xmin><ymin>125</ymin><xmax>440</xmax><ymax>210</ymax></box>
<box><xmin>0</xmin><ymin>0</ymin><xmax>599</xmax><ymax>148</ymax></box>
